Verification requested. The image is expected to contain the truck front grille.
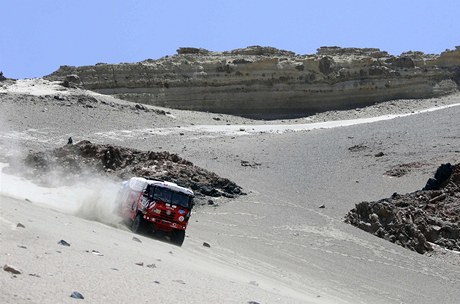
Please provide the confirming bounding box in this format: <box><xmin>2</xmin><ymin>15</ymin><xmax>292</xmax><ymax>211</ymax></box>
<box><xmin>160</xmin><ymin>210</ymin><xmax>175</xmax><ymax>221</ymax></box>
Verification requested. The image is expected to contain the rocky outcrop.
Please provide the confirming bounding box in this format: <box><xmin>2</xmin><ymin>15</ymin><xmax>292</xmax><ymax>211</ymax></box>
<box><xmin>6</xmin><ymin>141</ymin><xmax>243</xmax><ymax>200</ymax></box>
<box><xmin>45</xmin><ymin>46</ymin><xmax>460</xmax><ymax>119</ymax></box>
<box><xmin>345</xmin><ymin>163</ymin><xmax>460</xmax><ymax>254</ymax></box>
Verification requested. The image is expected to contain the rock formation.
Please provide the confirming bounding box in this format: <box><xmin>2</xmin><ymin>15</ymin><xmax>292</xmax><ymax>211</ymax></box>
<box><xmin>5</xmin><ymin>140</ymin><xmax>243</xmax><ymax>201</ymax></box>
<box><xmin>345</xmin><ymin>163</ymin><xmax>460</xmax><ymax>254</ymax></box>
<box><xmin>45</xmin><ymin>45</ymin><xmax>460</xmax><ymax>119</ymax></box>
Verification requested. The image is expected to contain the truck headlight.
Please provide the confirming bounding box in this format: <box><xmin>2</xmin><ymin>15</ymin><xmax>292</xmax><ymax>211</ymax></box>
<box><xmin>178</xmin><ymin>216</ymin><xmax>185</xmax><ymax>222</ymax></box>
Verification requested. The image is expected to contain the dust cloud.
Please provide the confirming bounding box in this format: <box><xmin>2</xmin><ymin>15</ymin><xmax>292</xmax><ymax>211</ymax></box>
<box><xmin>0</xmin><ymin>109</ymin><xmax>124</xmax><ymax>227</ymax></box>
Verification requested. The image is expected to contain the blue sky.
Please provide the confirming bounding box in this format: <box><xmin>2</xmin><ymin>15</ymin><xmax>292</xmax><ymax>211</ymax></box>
<box><xmin>1</xmin><ymin>0</ymin><xmax>459</xmax><ymax>79</ymax></box>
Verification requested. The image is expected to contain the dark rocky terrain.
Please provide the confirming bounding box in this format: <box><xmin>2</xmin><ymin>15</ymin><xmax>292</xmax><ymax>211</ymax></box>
<box><xmin>6</xmin><ymin>140</ymin><xmax>243</xmax><ymax>203</ymax></box>
<box><xmin>45</xmin><ymin>45</ymin><xmax>460</xmax><ymax>119</ymax></box>
<box><xmin>346</xmin><ymin>163</ymin><xmax>460</xmax><ymax>254</ymax></box>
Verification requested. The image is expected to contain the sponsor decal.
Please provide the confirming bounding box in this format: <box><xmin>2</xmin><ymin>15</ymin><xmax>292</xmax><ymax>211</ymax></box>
<box><xmin>178</xmin><ymin>209</ymin><xmax>185</xmax><ymax>215</ymax></box>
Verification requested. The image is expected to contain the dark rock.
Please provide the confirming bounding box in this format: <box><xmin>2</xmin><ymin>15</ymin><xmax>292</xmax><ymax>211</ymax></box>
<box><xmin>135</xmin><ymin>262</ymin><xmax>144</xmax><ymax>266</ymax></box>
<box><xmin>12</xmin><ymin>140</ymin><xmax>242</xmax><ymax>200</ymax></box>
<box><xmin>319</xmin><ymin>56</ymin><xmax>335</xmax><ymax>75</ymax></box>
<box><xmin>241</xmin><ymin>160</ymin><xmax>261</xmax><ymax>168</ymax></box>
<box><xmin>16</xmin><ymin>223</ymin><xmax>25</xmax><ymax>228</ymax></box>
<box><xmin>346</xmin><ymin>163</ymin><xmax>460</xmax><ymax>254</ymax></box>
<box><xmin>62</xmin><ymin>74</ymin><xmax>81</xmax><ymax>88</ymax></box>
<box><xmin>58</xmin><ymin>240</ymin><xmax>71</xmax><ymax>246</ymax></box>
<box><xmin>70</xmin><ymin>291</ymin><xmax>84</xmax><ymax>299</ymax></box>
<box><xmin>202</xmin><ymin>242</ymin><xmax>211</xmax><ymax>248</ymax></box>
<box><xmin>67</xmin><ymin>137</ymin><xmax>73</xmax><ymax>145</ymax></box>
<box><xmin>374</xmin><ymin>152</ymin><xmax>385</xmax><ymax>157</ymax></box>
<box><xmin>423</xmin><ymin>163</ymin><xmax>453</xmax><ymax>190</ymax></box>
<box><xmin>348</xmin><ymin>144</ymin><xmax>368</xmax><ymax>152</ymax></box>
<box><xmin>0</xmin><ymin>71</ymin><xmax>6</xmax><ymax>81</ymax></box>
<box><xmin>3</xmin><ymin>264</ymin><xmax>21</xmax><ymax>274</ymax></box>
<box><xmin>176</xmin><ymin>47</ymin><xmax>210</xmax><ymax>55</ymax></box>
<box><xmin>393</xmin><ymin>56</ymin><xmax>415</xmax><ymax>68</ymax></box>
<box><xmin>132</xmin><ymin>236</ymin><xmax>142</xmax><ymax>243</ymax></box>
<box><xmin>318</xmin><ymin>204</ymin><xmax>325</xmax><ymax>209</ymax></box>
<box><xmin>54</xmin><ymin>95</ymin><xmax>66</xmax><ymax>101</ymax></box>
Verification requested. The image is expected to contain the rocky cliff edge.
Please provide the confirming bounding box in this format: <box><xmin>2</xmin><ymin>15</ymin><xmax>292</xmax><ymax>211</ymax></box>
<box><xmin>45</xmin><ymin>45</ymin><xmax>460</xmax><ymax>119</ymax></box>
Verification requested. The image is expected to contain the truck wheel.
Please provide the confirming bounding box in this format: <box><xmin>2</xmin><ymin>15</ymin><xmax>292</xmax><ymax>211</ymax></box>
<box><xmin>171</xmin><ymin>229</ymin><xmax>185</xmax><ymax>246</ymax></box>
<box><xmin>132</xmin><ymin>213</ymin><xmax>147</xmax><ymax>234</ymax></box>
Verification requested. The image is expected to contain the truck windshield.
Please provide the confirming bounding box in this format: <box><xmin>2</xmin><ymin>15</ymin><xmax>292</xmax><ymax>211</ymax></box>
<box><xmin>152</xmin><ymin>187</ymin><xmax>191</xmax><ymax>208</ymax></box>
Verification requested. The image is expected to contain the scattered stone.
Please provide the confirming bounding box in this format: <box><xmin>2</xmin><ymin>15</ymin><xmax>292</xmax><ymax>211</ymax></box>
<box><xmin>16</xmin><ymin>223</ymin><xmax>25</xmax><ymax>228</ymax></box>
<box><xmin>3</xmin><ymin>264</ymin><xmax>21</xmax><ymax>275</ymax></box>
<box><xmin>154</xmin><ymin>281</ymin><xmax>160</xmax><ymax>284</ymax></box>
<box><xmin>17</xmin><ymin>245</ymin><xmax>27</xmax><ymax>249</ymax></box>
<box><xmin>135</xmin><ymin>262</ymin><xmax>144</xmax><ymax>266</ymax></box>
<box><xmin>28</xmin><ymin>273</ymin><xmax>40</xmax><ymax>278</ymax></box>
<box><xmin>172</xmin><ymin>279</ymin><xmax>186</xmax><ymax>284</ymax></box>
<box><xmin>374</xmin><ymin>152</ymin><xmax>385</xmax><ymax>157</ymax></box>
<box><xmin>202</xmin><ymin>242</ymin><xmax>211</xmax><ymax>248</ymax></box>
<box><xmin>58</xmin><ymin>240</ymin><xmax>70</xmax><ymax>246</ymax></box>
<box><xmin>91</xmin><ymin>250</ymin><xmax>103</xmax><ymax>256</ymax></box>
<box><xmin>24</xmin><ymin>198</ymin><xmax>32</xmax><ymax>203</ymax></box>
<box><xmin>54</xmin><ymin>95</ymin><xmax>66</xmax><ymax>101</ymax></box>
<box><xmin>67</xmin><ymin>137</ymin><xmax>73</xmax><ymax>145</ymax></box>
<box><xmin>70</xmin><ymin>291</ymin><xmax>84</xmax><ymax>299</ymax></box>
<box><xmin>249</xmin><ymin>280</ymin><xmax>259</xmax><ymax>286</ymax></box>
<box><xmin>384</xmin><ymin>162</ymin><xmax>426</xmax><ymax>177</ymax></box>
<box><xmin>111</xmin><ymin>268</ymin><xmax>119</xmax><ymax>271</ymax></box>
<box><xmin>348</xmin><ymin>144</ymin><xmax>368</xmax><ymax>152</ymax></box>
<box><xmin>318</xmin><ymin>204</ymin><xmax>326</xmax><ymax>209</ymax></box>
<box><xmin>132</xmin><ymin>236</ymin><xmax>142</xmax><ymax>243</ymax></box>
<box><xmin>241</xmin><ymin>160</ymin><xmax>261</xmax><ymax>168</ymax></box>
<box><xmin>248</xmin><ymin>301</ymin><xmax>261</xmax><ymax>304</ymax></box>
<box><xmin>147</xmin><ymin>264</ymin><xmax>157</xmax><ymax>268</ymax></box>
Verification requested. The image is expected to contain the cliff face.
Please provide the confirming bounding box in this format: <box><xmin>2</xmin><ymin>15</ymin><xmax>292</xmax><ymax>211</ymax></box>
<box><xmin>46</xmin><ymin>45</ymin><xmax>460</xmax><ymax>119</ymax></box>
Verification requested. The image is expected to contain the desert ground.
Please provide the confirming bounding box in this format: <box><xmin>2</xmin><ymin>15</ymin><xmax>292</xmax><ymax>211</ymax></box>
<box><xmin>1</xmin><ymin>79</ymin><xmax>460</xmax><ymax>303</ymax></box>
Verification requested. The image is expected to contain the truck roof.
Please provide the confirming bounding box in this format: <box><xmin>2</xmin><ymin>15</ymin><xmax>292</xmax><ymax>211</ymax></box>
<box><xmin>127</xmin><ymin>177</ymin><xmax>194</xmax><ymax>196</ymax></box>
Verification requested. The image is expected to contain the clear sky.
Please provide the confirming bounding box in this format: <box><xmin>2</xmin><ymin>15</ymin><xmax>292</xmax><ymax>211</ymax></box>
<box><xmin>1</xmin><ymin>0</ymin><xmax>459</xmax><ymax>79</ymax></box>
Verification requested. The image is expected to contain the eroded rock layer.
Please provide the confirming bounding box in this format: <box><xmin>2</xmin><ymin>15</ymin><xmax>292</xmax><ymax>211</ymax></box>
<box><xmin>46</xmin><ymin>46</ymin><xmax>460</xmax><ymax>119</ymax></box>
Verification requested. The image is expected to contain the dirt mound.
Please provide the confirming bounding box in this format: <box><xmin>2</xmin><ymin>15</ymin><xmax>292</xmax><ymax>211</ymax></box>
<box><xmin>345</xmin><ymin>163</ymin><xmax>460</xmax><ymax>254</ymax></box>
<box><xmin>7</xmin><ymin>140</ymin><xmax>243</xmax><ymax>202</ymax></box>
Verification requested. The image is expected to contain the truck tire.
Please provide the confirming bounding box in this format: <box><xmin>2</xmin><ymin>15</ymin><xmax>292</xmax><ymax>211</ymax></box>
<box><xmin>171</xmin><ymin>229</ymin><xmax>186</xmax><ymax>246</ymax></box>
<box><xmin>132</xmin><ymin>213</ymin><xmax>147</xmax><ymax>234</ymax></box>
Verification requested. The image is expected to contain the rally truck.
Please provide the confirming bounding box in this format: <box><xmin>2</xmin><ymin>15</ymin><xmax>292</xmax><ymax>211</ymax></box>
<box><xmin>117</xmin><ymin>177</ymin><xmax>195</xmax><ymax>246</ymax></box>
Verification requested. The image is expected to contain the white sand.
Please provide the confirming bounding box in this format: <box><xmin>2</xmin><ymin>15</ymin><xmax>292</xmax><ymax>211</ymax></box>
<box><xmin>1</xmin><ymin>79</ymin><xmax>460</xmax><ymax>303</ymax></box>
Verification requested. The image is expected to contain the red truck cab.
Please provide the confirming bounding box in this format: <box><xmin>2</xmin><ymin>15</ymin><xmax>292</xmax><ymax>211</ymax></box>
<box><xmin>117</xmin><ymin>177</ymin><xmax>194</xmax><ymax>246</ymax></box>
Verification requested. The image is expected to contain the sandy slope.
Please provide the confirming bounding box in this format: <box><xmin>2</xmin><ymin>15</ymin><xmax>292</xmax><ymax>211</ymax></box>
<box><xmin>1</xmin><ymin>79</ymin><xmax>460</xmax><ymax>303</ymax></box>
